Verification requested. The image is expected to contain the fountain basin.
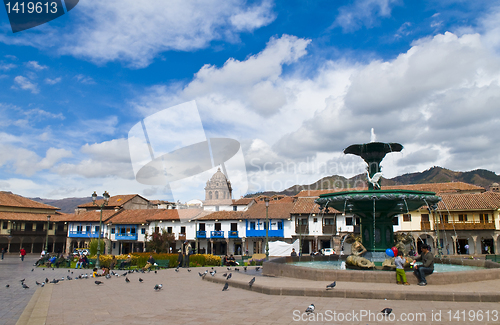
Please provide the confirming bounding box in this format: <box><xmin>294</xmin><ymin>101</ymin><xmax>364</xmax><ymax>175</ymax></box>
<box><xmin>263</xmin><ymin>256</ymin><xmax>500</xmax><ymax>285</ymax></box>
<box><xmin>316</xmin><ymin>190</ymin><xmax>441</xmax><ymax>251</ymax></box>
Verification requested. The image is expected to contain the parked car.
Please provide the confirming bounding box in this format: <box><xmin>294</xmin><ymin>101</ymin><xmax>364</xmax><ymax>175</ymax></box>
<box><xmin>321</xmin><ymin>248</ymin><xmax>335</xmax><ymax>256</ymax></box>
<box><xmin>72</xmin><ymin>249</ymin><xmax>89</xmax><ymax>256</ymax></box>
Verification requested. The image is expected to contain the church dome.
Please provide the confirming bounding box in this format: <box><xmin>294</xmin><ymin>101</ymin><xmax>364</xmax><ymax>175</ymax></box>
<box><xmin>209</xmin><ymin>168</ymin><xmax>228</xmax><ymax>184</ymax></box>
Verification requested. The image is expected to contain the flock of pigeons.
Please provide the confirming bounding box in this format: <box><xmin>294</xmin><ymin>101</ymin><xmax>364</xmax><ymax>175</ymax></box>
<box><xmin>197</xmin><ymin>265</ymin><xmax>260</xmax><ymax>291</ymax></box>
<box><xmin>9</xmin><ymin>266</ymin><xmax>394</xmax><ymax>317</ymax></box>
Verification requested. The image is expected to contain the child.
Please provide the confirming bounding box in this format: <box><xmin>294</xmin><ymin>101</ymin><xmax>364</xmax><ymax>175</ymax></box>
<box><xmin>395</xmin><ymin>251</ymin><xmax>410</xmax><ymax>285</ymax></box>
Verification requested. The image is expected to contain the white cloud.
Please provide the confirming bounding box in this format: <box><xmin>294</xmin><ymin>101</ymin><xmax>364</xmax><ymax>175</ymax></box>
<box><xmin>51</xmin><ymin>0</ymin><xmax>276</xmax><ymax>68</ymax></box>
<box><xmin>74</xmin><ymin>74</ymin><xmax>95</xmax><ymax>84</ymax></box>
<box><xmin>12</xmin><ymin>76</ymin><xmax>39</xmax><ymax>94</ymax></box>
<box><xmin>24</xmin><ymin>108</ymin><xmax>64</xmax><ymax>120</ymax></box>
<box><xmin>334</xmin><ymin>0</ymin><xmax>400</xmax><ymax>32</ymax></box>
<box><xmin>26</xmin><ymin>61</ymin><xmax>48</xmax><ymax>70</ymax></box>
<box><xmin>0</xmin><ymin>145</ymin><xmax>72</xmax><ymax>176</ymax></box>
<box><xmin>0</xmin><ymin>62</ymin><xmax>16</xmax><ymax>70</ymax></box>
<box><xmin>45</xmin><ymin>77</ymin><xmax>62</xmax><ymax>85</ymax></box>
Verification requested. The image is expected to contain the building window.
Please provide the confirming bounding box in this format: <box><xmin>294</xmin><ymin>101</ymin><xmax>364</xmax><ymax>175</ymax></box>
<box><xmin>199</xmin><ymin>223</ymin><xmax>205</xmax><ymax>231</ymax></box>
<box><xmin>120</xmin><ymin>228</ymin><xmax>126</xmax><ymax>234</ymax></box>
<box><xmin>233</xmin><ymin>206</ymin><xmax>237</xmax><ymax>211</ymax></box>
<box><xmin>345</xmin><ymin>217</ymin><xmax>353</xmax><ymax>226</ymax></box>
<box><xmin>277</xmin><ymin>221</ymin><xmax>283</xmax><ymax>230</ymax></box>
<box><xmin>393</xmin><ymin>217</ymin><xmax>399</xmax><ymax>226</ymax></box>
<box><xmin>324</xmin><ymin>218</ymin><xmax>334</xmax><ymax>226</ymax></box>
<box><xmin>313</xmin><ymin>218</ymin><xmax>318</xmax><ymax>223</ymax></box>
<box><xmin>215</xmin><ymin>223</ymin><xmax>221</xmax><ymax>231</ymax></box>
<box><xmin>76</xmin><ymin>225</ymin><xmax>82</xmax><ymax>232</ymax></box>
<box><xmin>25</xmin><ymin>222</ymin><xmax>33</xmax><ymax>231</ymax></box>
<box><xmin>57</xmin><ymin>223</ymin><xmax>64</xmax><ymax>231</ymax></box>
<box><xmin>215</xmin><ymin>191</ymin><xmax>219</xmax><ymax>199</ymax></box>
<box><xmin>111</xmin><ymin>228</ymin><xmax>115</xmax><ymax>234</ymax></box>
<box><xmin>181</xmin><ymin>226</ymin><xmax>186</xmax><ymax>233</ymax></box>
<box><xmin>403</xmin><ymin>214</ymin><xmax>411</xmax><ymax>222</ymax></box>
<box><xmin>209</xmin><ymin>192</ymin><xmax>212</xmax><ymax>200</ymax></box>
<box><xmin>480</xmin><ymin>214</ymin><xmax>489</xmax><ymax>223</ymax></box>
<box><xmin>154</xmin><ymin>227</ymin><xmax>159</xmax><ymax>233</ymax></box>
<box><xmin>2</xmin><ymin>222</ymin><xmax>7</xmax><ymax>229</ymax></box>
<box><xmin>250</xmin><ymin>221</ymin><xmax>256</xmax><ymax>230</ymax></box>
<box><xmin>48</xmin><ymin>222</ymin><xmax>53</xmax><ymax>230</ymax></box>
<box><xmin>458</xmin><ymin>214</ymin><xmax>467</xmax><ymax>222</ymax></box>
<box><xmin>167</xmin><ymin>227</ymin><xmax>172</xmax><ymax>233</ymax></box>
<box><xmin>36</xmin><ymin>223</ymin><xmax>44</xmax><ymax>231</ymax></box>
<box><xmin>95</xmin><ymin>226</ymin><xmax>100</xmax><ymax>233</ymax></box>
<box><xmin>230</xmin><ymin>223</ymin><xmax>237</xmax><ymax>231</ymax></box>
<box><xmin>215</xmin><ymin>206</ymin><xmax>219</xmax><ymax>212</ymax></box>
<box><xmin>421</xmin><ymin>214</ymin><xmax>429</xmax><ymax>222</ymax></box>
<box><xmin>86</xmin><ymin>225</ymin><xmax>91</xmax><ymax>233</ymax></box>
<box><xmin>442</xmin><ymin>214</ymin><xmax>448</xmax><ymax>223</ymax></box>
<box><xmin>141</xmin><ymin>228</ymin><xmax>146</xmax><ymax>234</ymax></box>
<box><xmin>130</xmin><ymin>227</ymin><xmax>136</xmax><ymax>234</ymax></box>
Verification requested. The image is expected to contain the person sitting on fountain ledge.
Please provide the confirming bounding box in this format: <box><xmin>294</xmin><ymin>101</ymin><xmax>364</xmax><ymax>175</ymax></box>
<box><xmin>412</xmin><ymin>244</ymin><xmax>434</xmax><ymax>286</ymax></box>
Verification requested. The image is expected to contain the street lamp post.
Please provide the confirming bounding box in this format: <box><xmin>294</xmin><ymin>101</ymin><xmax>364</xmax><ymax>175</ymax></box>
<box><xmin>45</xmin><ymin>215</ymin><xmax>51</xmax><ymax>254</ymax></box>
<box><xmin>92</xmin><ymin>191</ymin><xmax>110</xmax><ymax>268</ymax></box>
<box><xmin>265</xmin><ymin>197</ymin><xmax>269</xmax><ymax>260</ymax></box>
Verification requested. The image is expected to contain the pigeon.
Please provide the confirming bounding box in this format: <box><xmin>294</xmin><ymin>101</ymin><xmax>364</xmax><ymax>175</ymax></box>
<box><xmin>187</xmin><ymin>269</ymin><xmax>191</xmax><ymax>272</ymax></box>
<box><xmin>139</xmin><ymin>278</ymin><xmax>144</xmax><ymax>283</ymax></box>
<box><xmin>45</xmin><ymin>278</ymin><xmax>49</xmax><ymax>283</ymax></box>
<box><xmin>105</xmin><ymin>274</ymin><xmax>110</xmax><ymax>279</ymax></box>
<box><xmin>244</xmin><ymin>266</ymin><xmax>247</xmax><ymax>272</ymax></box>
<box><xmin>235</xmin><ymin>268</ymin><xmax>239</xmax><ymax>272</ymax></box>
<box><xmin>68</xmin><ymin>270</ymin><xmax>70</xmax><ymax>273</ymax></box>
<box><xmin>42</xmin><ymin>268</ymin><xmax>45</xmax><ymax>271</ymax></box>
<box><xmin>41</xmin><ymin>283</ymin><xmax>45</xmax><ymax>287</ymax></box>
<box><xmin>154</xmin><ymin>284</ymin><xmax>163</xmax><ymax>291</ymax></box>
<box><xmin>222</xmin><ymin>282</ymin><xmax>229</xmax><ymax>291</ymax></box>
<box><xmin>52</xmin><ymin>268</ymin><xmax>54</xmax><ymax>271</ymax></box>
<box><xmin>255</xmin><ymin>267</ymin><xmax>261</xmax><ymax>271</ymax></box>
<box><xmin>175</xmin><ymin>268</ymin><xmax>179</xmax><ymax>273</ymax></box>
<box><xmin>381</xmin><ymin>308</ymin><xmax>392</xmax><ymax>316</ymax></box>
<box><xmin>305</xmin><ymin>304</ymin><xmax>315</xmax><ymax>314</ymax></box>
<box><xmin>227</xmin><ymin>267</ymin><xmax>231</xmax><ymax>271</ymax></box>
<box><xmin>198</xmin><ymin>272</ymin><xmax>204</xmax><ymax>277</ymax></box>
<box><xmin>222</xmin><ymin>273</ymin><xmax>227</xmax><ymax>277</ymax></box>
<box><xmin>20</xmin><ymin>278</ymin><xmax>25</xmax><ymax>283</ymax></box>
<box><xmin>249</xmin><ymin>277</ymin><xmax>255</xmax><ymax>287</ymax></box>
<box><xmin>31</xmin><ymin>269</ymin><xmax>34</xmax><ymax>272</ymax></box>
<box><xmin>95</xmin><ymin>280</ymin><xmax>103</xmax><ymax>285</ymax></box>
<box><xmin>50</xmin><ymin>279</ymin><xmax>59</xmax><ymax>284</ymax></box>
<box><xmin>5</xmin><ymin>284</ymin><xmax>9</xmax><ymax>288</ymax></box>
<box><xmin>36</xmin><ymin>281</ymin><xmax>42</xmax><ymax>286</ymax></box>
<box><xmin>154</xmin><ymin>270</ymin><xmax>157</xmax><ymax>274</ymax></box>
<box><xmin>226</xmin><ymin>273</ymin><xmax>232</xmax><ymax>280</ymax></box>
<box><xmin>210</xmin><ymin>270</ymin><xmax>216</xmax><ymax>276</ymax></box>
<box><xmin>67</xmin><ymin>276</ymin><xmax>73</xmax><ymax>280</ymax></box>
<box><xmin>326</xmin><ymin>281</ymin><xmax>336</xmax><ymax>289</ymax></box>
<box><xmin>125</xmin><ymin>277</ymin><xmax>130</xmax><ymax>283</ymax></box>
<box><xmin>122</xmin><ymin>272</ymin><xmax>128</xmax><ymax>277</ymax></box>
<box><xmin>22</xmin><ymin>283</ymin><xmax>29</xmax><ymax>289</ymax></box>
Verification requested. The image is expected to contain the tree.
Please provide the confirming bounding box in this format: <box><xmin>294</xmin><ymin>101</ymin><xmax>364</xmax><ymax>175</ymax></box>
<box><xmin>145</xmin><ymin>229</ymin><xmax>175</xmax><ymax>253</ymax></box>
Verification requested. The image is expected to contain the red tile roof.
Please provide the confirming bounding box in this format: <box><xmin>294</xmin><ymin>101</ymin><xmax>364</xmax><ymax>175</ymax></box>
<box><xmin>108</xmin><ymin>209</ymin><xmax>163</xmax><ymax>224</ymax></box>
<box><xmin>147</xmin><ymin>209</ymin><xmax>208</xmax><ymax>222</ymax></box>
<box><xmin>232</xmin><ymin>198</ymin><xmax>255</xmax><ymax>205</ymax></box>
<box><xmin>241</xmin><ymin>201</ymin><xmax>295</xmax><ymax>220</ymax></box>
<box><xmin>438</xmin><ymin>191</ymin><xmax>500</xmax><ymax>211</ymax></box>
<box><xmin>290</xmin><ymin>197</ymin><xmax>340</xmax><ymax>214</ymax></box>
<box><xmin>0</xmin><ymin>191</ymin><xmax>59</xmax><ymax>210</ymax></box>
<box><xmin>197</xmin><ymin>211</ymin><xmax>243</xmax><ymax>221</ymax></box>
<box><xmin>0</xmin><ymin>211</ymin><xmax>67</xmax><ymax>221</ymax></box>
<box><xmin>296</xmin><ymin>182</ymin><xmax>485</xmax><ymax>197</ymax></box>
<box><xmin>64</xmin><ymin>210</ymin><xmax>119</xmax><ymax>223</ymax></box>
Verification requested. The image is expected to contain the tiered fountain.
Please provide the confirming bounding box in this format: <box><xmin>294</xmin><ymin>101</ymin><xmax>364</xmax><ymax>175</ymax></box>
<box><xmin>315</xmin><ymin>142</ymin><xmax>441</xmax><ymax>263</ymax></box>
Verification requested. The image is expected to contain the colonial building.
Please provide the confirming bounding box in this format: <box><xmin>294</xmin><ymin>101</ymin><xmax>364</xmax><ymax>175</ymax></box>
<box><xmin>203</xmin><ymin>168</ymin><xmax>233</xmax><ymax>211</ymax></box>
<box><xmin>0</xmin><ymin>191</ymin><xmax>67</xmax><ymax>253</ymax></box>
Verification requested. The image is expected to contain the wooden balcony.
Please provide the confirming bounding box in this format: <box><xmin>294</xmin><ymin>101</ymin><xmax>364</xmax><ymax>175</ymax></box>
<box><xmin>322</xmin><ymin>225</ymin><xmax>335</xmax><ymax>234</ymax></box>
<box><xmin>420</xmin><ymin>221</ymin><xmax>432</xmax><ymax>231</ymax></box>
<box><xmin>178</xmin><ymin>233</ymin><xmax>186</xmax><ymax>241</ymax></box>
<box><xmin>437</xmin><ymin>222</ymin><xmax>495</xmax><ymax>231</ymax></box>
<box><xmin>295</xmin><ymin>225</ymin><xmax>309</xmax><ymax>234</ymax></box>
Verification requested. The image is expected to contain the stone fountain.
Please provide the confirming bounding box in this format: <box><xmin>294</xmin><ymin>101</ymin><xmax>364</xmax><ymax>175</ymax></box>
<box><xmin>315</xmin><ymin>142</ymin><xmax>441</xmax><ymax>266</ymax></box>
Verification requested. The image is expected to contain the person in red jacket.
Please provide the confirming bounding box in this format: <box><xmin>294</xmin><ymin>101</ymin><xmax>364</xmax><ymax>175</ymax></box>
<box><xmin>20</xmin><ymin>247</ymin><xmax>26</xmax><ymax>261</ymax></box>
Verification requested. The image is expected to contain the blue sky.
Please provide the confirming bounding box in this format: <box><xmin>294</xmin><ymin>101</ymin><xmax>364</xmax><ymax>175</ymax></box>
<box><xmin>1</xmin><ymin>0</ymin><xmax>500</xmax><ymax>202</ymax></box>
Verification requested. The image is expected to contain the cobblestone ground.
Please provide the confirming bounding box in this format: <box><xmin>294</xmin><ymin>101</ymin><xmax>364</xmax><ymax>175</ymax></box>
<box><xmin>2</xmin><ymin>255</ymin><xmax>500</xmax><ymax>325</ymax></box>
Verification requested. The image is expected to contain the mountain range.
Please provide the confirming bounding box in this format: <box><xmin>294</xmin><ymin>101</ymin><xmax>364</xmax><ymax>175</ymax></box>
<box><xmin>30</xmin><ymin>167</ymin><xmax>500</xmax><ymax>213</ymax></box>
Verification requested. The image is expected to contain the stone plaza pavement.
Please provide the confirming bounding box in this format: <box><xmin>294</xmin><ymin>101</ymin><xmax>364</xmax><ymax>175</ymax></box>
<box><xmin>2</xmin><ymin>255</ymin><xmax>500</xmax><ymax>325</ymax></box>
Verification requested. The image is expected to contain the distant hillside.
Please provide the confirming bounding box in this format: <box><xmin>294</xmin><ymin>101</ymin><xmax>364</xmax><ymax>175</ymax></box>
<box><xmin>245</xmin><ymin>167</ymin><xmax>500</xmax><ymax>197</ymax></box>
<box><xmin>30</xmin><ymin>197</ymin><xmax>95</xmax><ymax>214</ymax></box>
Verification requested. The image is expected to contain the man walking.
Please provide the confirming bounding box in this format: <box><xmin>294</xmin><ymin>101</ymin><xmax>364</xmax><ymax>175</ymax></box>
<box><xmin>413</xmin><ymin>244</ymin><xmax>434</xmax><ymax>286</ymax></box>
<box><xmin>20</xmin><ymin>247</ymin><xmax>26</xmax><ymax>261</ymax></box>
